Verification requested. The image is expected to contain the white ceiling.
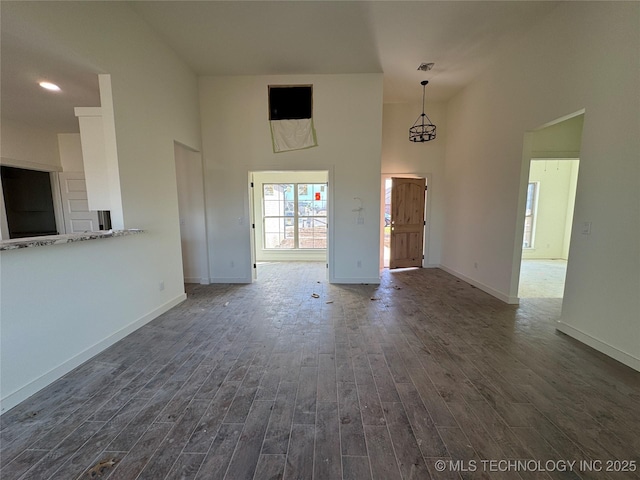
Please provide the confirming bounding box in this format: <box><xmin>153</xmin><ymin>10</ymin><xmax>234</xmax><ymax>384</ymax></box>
<box><xmin>1</xmin><ymin>5</ymin><xmax>103</xmax><ymax>134</ymax></box>
<box><xmin>1</xmin><ymin>1</ymin><xmax>558</xmax><ymax>133</ymax></box>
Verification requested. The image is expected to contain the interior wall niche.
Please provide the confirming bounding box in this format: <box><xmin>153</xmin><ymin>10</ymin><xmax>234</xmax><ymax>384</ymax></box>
<box><xmin>268</xmin><ymin>85</ymin><xmax>317</xmax><ymax>153</ymax></box>
<box><xmin>1</xmin><ymin>166</ymin><xmax>57</xmax><ymax>238</ymax></box>
<box><xmin>268</xmin><ymin>85</ymin><xmax>313</xmax><ymax>120</ymax></box>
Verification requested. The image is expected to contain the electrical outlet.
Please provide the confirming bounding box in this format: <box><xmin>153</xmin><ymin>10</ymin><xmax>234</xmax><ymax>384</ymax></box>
<box><xmin>356</xmin><ymin>217</ymin><xmax>364</xmax><ymax>225</ymax></box>
<box><xmin>474</xmin><ymin>262</ymin><xmax>478</xmax><ymax>269</ymax></box>
<box><xmin>159</xmin><ymin>281</ymin><xmax>165</xmax><ymax>291</ymax></box>
<box><xmin>357</xmin><ymin>260</ymin><xmax>362</xmax><ymax>268</ymax></box>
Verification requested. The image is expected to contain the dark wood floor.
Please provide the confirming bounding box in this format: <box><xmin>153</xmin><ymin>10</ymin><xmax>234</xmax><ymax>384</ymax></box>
<box><xmin>1</xmin><ymin>263</ymin><xmax>639</xmax><ymax>480</ymax></box>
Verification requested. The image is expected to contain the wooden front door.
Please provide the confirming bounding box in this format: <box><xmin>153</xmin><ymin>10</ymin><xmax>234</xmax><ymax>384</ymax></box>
<box><xmin>390</xmin><ymin>177</ymin><xmax>425</xmax><ymax>269</ymax></box>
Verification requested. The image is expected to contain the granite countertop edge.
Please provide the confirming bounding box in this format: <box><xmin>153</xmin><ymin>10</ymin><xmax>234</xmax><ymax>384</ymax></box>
<box><xmin>0</xmin><ymin>229</ymin><xmax>144</xmax><ymax>251</ymax></box>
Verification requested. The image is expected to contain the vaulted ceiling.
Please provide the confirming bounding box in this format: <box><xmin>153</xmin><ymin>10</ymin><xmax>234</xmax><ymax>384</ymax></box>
<box><xmin>1</xmin><ymin>1</ymin><xmax>558</xmax><ymax>133</ymax></box>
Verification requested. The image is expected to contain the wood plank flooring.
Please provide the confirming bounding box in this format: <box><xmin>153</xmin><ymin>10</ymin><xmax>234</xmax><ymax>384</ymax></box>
<box><xmin>1</xmin><ymin>263</ymin><xmax>638</xmax><ymax>479</ymax></box>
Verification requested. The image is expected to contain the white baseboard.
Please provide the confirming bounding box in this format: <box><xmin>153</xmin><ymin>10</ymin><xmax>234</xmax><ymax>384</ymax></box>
<box><xmin>556</xmin><ymin>321</ymin><xmax>640</xmax><ymax>372</ymax></box>
<box><xmin>439</xmin><ymin>265</ymin><xmax>518</xmax><ymax>304</ymax></box>
<box><xmin>0</xmin><ymin>293</ymin><xmax>187</xmax><ymax>414</ymax></box>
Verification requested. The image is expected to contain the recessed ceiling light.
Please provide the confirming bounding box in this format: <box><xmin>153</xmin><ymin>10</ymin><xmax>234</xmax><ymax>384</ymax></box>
<box><xmin>39</xmin><ymin>81</ymin><xmax>61</xmax><ymax>91</ymax></box>
<box><xmin>417</xmin><ymin>63</ymin><xmax>434</xmax><ymax>72</ymax></box>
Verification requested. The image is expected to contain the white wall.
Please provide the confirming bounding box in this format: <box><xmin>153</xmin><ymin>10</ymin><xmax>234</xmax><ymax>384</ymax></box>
<box><xmin>57</xmin><ymin>133</ymin><xmax>84</xmax><ymax>172</ymax></box>
<box><xmin>382</xmin><ymin>102</ymin><xmax>446</xmax><ymax>267</ymax></box>
<box><xmin>0</xmin><ymin>120</ymin><xmax>61</xmax><ymax>171</ymax></box>
<box><xmin>562</xmin><ymin>163</ymin><xmax>579</xmax><ymax>260</ymax></box>
<box><xmin>252</xmin><ymin>171</ymin><xmax>328</xmax><ymax>263</ymax></box>
<box><xmin>523</xmin><ymin>160</ymin><xmax>579</xmax><ymax>260</ymax></box>
<box><xmin>531</xmin><ymin>114</ymin><xmax>584</xmax><ymax>159</ymax></box>
<box><xmin>199</xmin><ymin>74</ymin><xmax>383</xmax><ymax>284</ymax></box>
<box><xmin>175</xmin><ymin>143</ymin><xmax>208</xmax><ymax>284</ymax></box>
<box><xmin>1</xmin><ymin>2</ymin><xmax>202</xmax><ymax>412</ymax></box>
<box><xmin>443</xmin><ymin>3</ymin><xmax>639</xmax><ymax>369</ymax></box>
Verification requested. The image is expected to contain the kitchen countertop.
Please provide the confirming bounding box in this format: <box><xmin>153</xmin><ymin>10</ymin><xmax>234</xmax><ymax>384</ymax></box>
<box><xmin>0</xmin><ymin>229</ymin><xmax>144</xmax><ymax>251</ymax></box>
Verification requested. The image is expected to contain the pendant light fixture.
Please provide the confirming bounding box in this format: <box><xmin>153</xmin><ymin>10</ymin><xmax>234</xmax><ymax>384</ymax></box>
<box><xmin>409</xmin><ymin>80</ymin><xmax>436</xmax><ymax>142</ymax></box>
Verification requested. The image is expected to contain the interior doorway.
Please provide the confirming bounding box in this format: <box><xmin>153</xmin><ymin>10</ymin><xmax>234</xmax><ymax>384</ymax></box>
<box><xmin>382</xmin><ymin>175</ymin><xmax>427</xmax><ymax>269</ymax></box>
<box><xmin>518</xmin><ymin>159</ymin><xmax>579</xmax><ymax>298</ymax></box>
<box><xmin>515</xmin><ymin>113</ymin><xmax>584</xmax><ymax>299</ymax></box>
<box><xmin>174</xmin><ymin>142</ymin><xmax>209</xmax><ymax>285</ymax></box>
<box><xmin>249</xmin><ymin>170</ymin><xmax>329</xmax><ymax>280</ymax></box>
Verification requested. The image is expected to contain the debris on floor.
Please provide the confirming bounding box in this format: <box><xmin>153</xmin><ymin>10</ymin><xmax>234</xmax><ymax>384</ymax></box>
<box><xmin>326</xmin><ymin>301</ymin><xmax>333</xmax><ymax>304</ymax></box>
<box><xmin>311</xmin><ymin>293</ymin><xmax>320</xmax><ymax>298</ymax></box>
<box><xmin>86</xmin><ymin>458</ymin><xmax>119</xmax><ymax>478</ymax></box>
<box><xmin>224</xmin><ymin>301</ymin><xmax>229</xmax><ymax>307</ymax></box>
<box><xmin>370</xmin><ymin>297</ymin><xmax>379</xmax><ymax>301</ymax></box>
